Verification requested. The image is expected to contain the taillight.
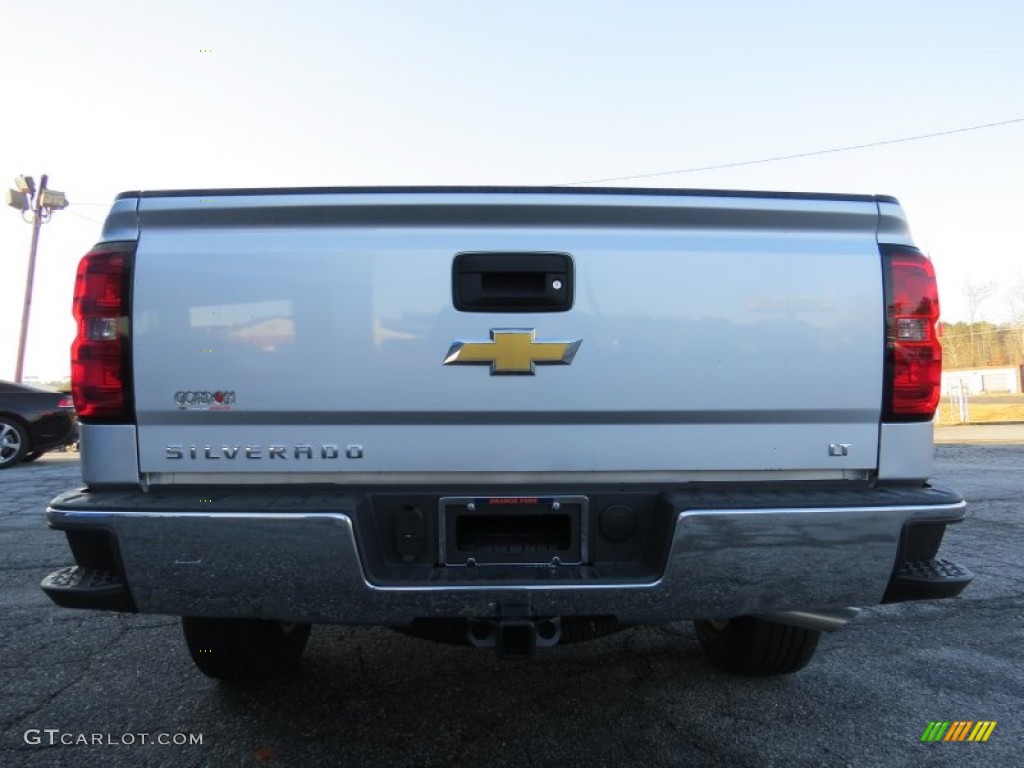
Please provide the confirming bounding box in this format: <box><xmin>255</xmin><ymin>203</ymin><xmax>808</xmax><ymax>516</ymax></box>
<box><xmin>57</xmin><ymin>396</ymin><xmax>75</xmax><ymax>409</ymax></box>
<box><xmin>71</xmin><ymin>242</ymin><xmax>135</xmax><ymax>422</ymax></box>
<box><xmin>882</xmin><ymin>245</ymin><xmax>941</xmax><ymax>421</ymax></box>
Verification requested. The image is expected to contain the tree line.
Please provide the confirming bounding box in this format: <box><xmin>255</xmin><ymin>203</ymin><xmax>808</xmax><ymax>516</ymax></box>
<box><xmin>940</xmin><ymin>322</ymin><xmax>1024</xmax><ymax>370</ymax></box>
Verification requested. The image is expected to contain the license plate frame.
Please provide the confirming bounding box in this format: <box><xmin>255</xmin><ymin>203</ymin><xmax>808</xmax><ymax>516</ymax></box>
<box><xmin>439</xmin><ymin>495</ymin><xmax>588</xmax><ymax>566</ymax></box>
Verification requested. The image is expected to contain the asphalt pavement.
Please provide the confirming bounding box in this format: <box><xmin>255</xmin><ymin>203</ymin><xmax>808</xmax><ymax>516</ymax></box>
<box><xmin>1</xmin><ymin>446</ymin><xmax>1021</xmax><ymax>767</ymax></box>
<box><xmin>934</xmin><ymin>422</ymin><xmax>1024</xmax><ymax>444</ymax></box>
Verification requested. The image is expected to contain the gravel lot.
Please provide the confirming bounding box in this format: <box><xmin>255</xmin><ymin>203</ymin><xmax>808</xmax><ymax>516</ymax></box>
<box><xmin>1</xmin><ymin>445</ymin><xmax>1021</xmax><ymax>767</ymax></box>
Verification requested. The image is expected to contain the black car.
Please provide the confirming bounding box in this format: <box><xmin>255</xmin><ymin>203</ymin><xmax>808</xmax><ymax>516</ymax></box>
<box><xmin>0</xmin><ymin>381</ymin><xmax>78</xmax><ymax>468</ymax></box>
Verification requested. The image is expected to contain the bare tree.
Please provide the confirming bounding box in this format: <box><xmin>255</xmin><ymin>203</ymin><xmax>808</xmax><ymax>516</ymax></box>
<box><xmin>963</xmin><ymin>278</ymin><xmax>997</xmax><ymax>323</ymax></box>
<box><xmin>963</xmin><ymin>278</ymin><xmax>997</xmax><ymax>365</ymax></box>
<box><xmin>1005</xmin><ymin>271</ymin><xmax>1024</xmax><ymax>364</ymax></box>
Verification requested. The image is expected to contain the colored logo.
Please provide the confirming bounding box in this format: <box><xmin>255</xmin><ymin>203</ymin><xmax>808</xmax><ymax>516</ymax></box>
<box><xmin>443</xmin><ymin>329</ymin><xmax>581</xmax><ymax>375</ymax></box>
<box><xmin>174</xmin><ymin>390</ymin><xmax>236</xmax><ymax>410</ymax></box>
<box><xmin>920</xmin><ymin>721</ymin><xmax>996</xmax><ymax>742</ymax></box>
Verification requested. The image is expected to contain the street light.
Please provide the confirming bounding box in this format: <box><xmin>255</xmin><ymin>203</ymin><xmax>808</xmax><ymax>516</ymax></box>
<box><xmin>4</xmin><ymin>188</ymin><xmax>29</xmax><ymax>211</ymax></box>
<box><xmin>38</xmin><ymin>189</ymin><xmax>68</xmax><ymax>210</ymax></box>
<box><xmin>14</xmin><ymin>175</ymin><xmax>36</xmax><ymax>196</ymax></box>
<box><xmin>5</xmin><ymin>173</ymin><xmax>69</xmax><ymax>383</ymax></box>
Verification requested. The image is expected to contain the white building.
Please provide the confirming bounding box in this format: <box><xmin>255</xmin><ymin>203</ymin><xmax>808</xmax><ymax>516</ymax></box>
<box><xmin>941</xmin><ymin>366</ymin><xmax>1024</xmax><ymax>396</ymax></box>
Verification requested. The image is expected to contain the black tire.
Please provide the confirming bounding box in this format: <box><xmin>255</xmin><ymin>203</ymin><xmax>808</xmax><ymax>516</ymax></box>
<box><xmin>694</xmin><ymin>616</ymin><xmax>820</xmax><ymax>675</ymax></box>
<box><xmin>0</xmin><ymin>418</ymin><xmax>29</xmax><ymax>469</ymax></box>
<box><xmin>181</xmin><ymin>617</ymin><xmax>312</xmax><ymax>681</ymax></box>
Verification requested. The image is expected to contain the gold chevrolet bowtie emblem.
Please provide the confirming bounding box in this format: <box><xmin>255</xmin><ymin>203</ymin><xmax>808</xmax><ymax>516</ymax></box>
<box><xmin>443</xmin><ymin>329</ymin><xmax>582</xmax><ymax>375</ymax></box>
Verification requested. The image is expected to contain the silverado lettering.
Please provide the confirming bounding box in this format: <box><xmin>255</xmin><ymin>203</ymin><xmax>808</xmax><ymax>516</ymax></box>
<box><xmin>165</xmin><ymin>444</ymin><xmax>343</xmax><ymax>460</ymax></box>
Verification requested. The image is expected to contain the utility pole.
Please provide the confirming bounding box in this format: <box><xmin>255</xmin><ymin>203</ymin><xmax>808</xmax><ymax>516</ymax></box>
<box><xmin>5</xmin><ymin>174</ymin><xmax>68</xmax><ymax>383</ymax></box>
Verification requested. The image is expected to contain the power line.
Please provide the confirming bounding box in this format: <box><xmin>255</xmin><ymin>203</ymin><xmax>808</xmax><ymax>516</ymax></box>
<box><xmin>558</xmin><ymin>117</ymin><xmax>1024</xmax><ymax>186</ymax></box>
<box><xmin>65</xmin><ymin>208</ymin><xmax>104</xmax><ymax>224</ymax></box>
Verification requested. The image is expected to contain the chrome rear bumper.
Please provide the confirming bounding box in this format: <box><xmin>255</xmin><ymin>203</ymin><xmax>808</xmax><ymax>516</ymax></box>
<box><xmin>44</xmin><ymin>492</ymin><xmax>967</xmax><ymax>625</ymax></box>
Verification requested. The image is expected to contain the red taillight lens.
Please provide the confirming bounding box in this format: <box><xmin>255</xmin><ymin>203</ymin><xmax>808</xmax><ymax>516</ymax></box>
<box><xmin>71</xmin><ymin>243</ymin><xmax>135</xmax><ymax>421</ymax></box>
<box><xmin>882</xmin><ymin>246</ymin><xmax>941</xmax><ymax>421</ymax></box>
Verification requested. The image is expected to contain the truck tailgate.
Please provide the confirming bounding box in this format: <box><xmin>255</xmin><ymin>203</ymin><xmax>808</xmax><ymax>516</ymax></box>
<box><xmin>130</xmin><ymin>190</ymin><xmax>884</xmax><ymax>478</ymax></box>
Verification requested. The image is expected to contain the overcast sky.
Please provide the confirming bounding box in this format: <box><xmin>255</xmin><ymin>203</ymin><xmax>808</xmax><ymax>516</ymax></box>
<box><xmin>1</xmin><ymin>0</ymin><xmax>1022</xmax><ymax>381</ymax></box>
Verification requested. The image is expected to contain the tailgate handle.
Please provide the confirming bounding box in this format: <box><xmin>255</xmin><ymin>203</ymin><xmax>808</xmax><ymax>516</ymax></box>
<box><xmin>453</xmin><ymin>252</ymin><xmax>573</xmax><ymax>312</ymax></box>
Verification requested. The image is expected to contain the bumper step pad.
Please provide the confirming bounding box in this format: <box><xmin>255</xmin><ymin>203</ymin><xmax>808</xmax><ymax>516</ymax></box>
<box><xmin>883</xmin><ymin>559</ymin><xmax>973</xmax><ymax>603</ymax></box>
<box><xmin>41</xmin><ymin>566</ymin><xmax>133</xmax><ymax>611</ymax></box>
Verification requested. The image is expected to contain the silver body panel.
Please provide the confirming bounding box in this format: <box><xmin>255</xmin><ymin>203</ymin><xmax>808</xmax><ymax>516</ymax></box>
<box><xmin>113</xmin><ymin>188</ymin><xmax>912</xmax><ymax>484</ymax></box>
<box><xmin>99</xmin><ymin>197</ymin><xmax>140</xmax><ymax>242</ymax></box>
<box><xmin>877</xmin><ymin>422</ymin><xmax>935</xmax><ymax>481</ymax></box>
<box><xmin>145</xmin><ymin>469</ymin><xmax>868</xmax><ymax>486</ymax></box>
<box><xmin>79</xmin><ymin>424</ymin><xmax>140</xmax><ymax>487</ymax></box>
<box><xmin>47</xmin><ymin>500</ymin><xmax>965</xmax><ymax>624</ymax></box>
<box><xmin>875</xmin><ymin>201</ymin><xmax>916</xmax><ymax>246</ymax></box>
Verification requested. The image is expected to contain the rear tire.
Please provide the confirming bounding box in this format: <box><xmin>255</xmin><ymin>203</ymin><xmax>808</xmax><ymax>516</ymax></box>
<box><xmin>694</xmin><ymin>616</ymin><xmax>820</xmax><ymax>675</ymax></box>
<box><xmin>181</xmin><ymin>617</ymin><xmax>311</xmax><ymax>681</ymax></box>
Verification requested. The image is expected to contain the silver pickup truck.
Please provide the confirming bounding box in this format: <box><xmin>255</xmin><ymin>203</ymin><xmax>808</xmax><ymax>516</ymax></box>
<box><xmin>42</xmin><ymin>186</ymin><xmax>970</xmax><ymax>680</ymax></box>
